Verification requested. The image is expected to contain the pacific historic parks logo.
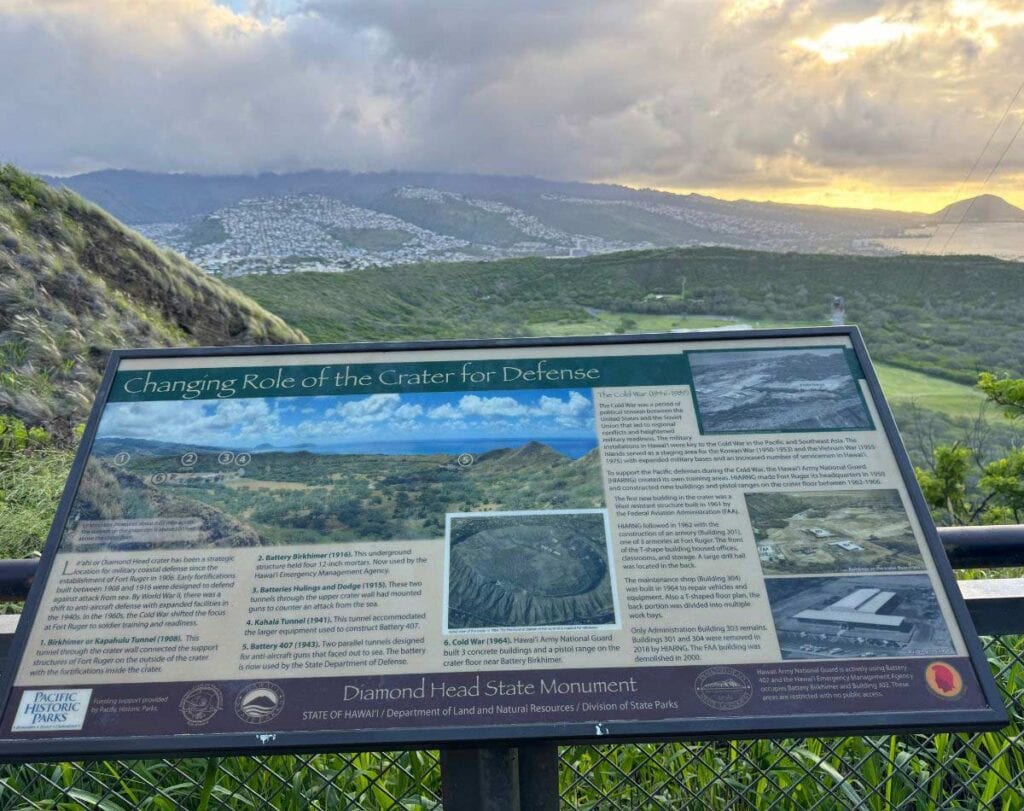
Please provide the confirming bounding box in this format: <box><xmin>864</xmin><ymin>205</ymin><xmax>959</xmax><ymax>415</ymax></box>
<box><xmin>694</xmin><ymin>667</ymin><xmax>753</xmax><ymax>711</ymax></box>
<box><xmin>234</xmin><ymin>682</ymin><xmax>285</xmax><ymax>723</ymax></box>
<box><xmin>924</xmin><ymin>661</ymin><xmax>965</xmax><ymax>700</ymax></box>
<box><xmin>179</xmin><ymin>684</ymin><xmax>223</xmax><ymax>727</ymax></box>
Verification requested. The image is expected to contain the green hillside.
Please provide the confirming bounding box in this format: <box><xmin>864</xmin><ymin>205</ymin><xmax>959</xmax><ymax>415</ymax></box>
<box><xmin>228</xmin><ymin>247</ymin><xmax>1024</xmax><ymax>385</ymax></box>
<box><xmin>0</xmin><ymin>166</ymin><xmax>307</xmax><ymax>434</ymax></box>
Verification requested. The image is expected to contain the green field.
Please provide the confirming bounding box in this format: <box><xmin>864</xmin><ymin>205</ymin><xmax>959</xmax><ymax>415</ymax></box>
<box><xmin>874</xmin><ymin>362</ymin><xmax>989</xmax><ymax>420</ymax></box>
<box><xmin>525</xmin><ymin>310</ymin><xmax>741</xmax><ymax>335</ymax></box>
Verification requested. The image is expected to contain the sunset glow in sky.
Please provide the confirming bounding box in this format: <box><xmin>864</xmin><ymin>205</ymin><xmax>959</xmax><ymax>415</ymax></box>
<box><xmin>1</xmin><ymin>0</ymin><xmax>1023</xmax><ymax>211</ymax></box>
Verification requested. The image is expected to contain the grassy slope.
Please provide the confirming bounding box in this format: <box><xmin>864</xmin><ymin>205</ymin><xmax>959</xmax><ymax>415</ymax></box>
<box><xmin>0</xmin><ymin>166</ymin><xmax>307</xmax><ymax>433</ymax></box>
<box><xmin>0</xmin><ymin>445</ymin><xmax>74</xmax><ymax>558</ymax></box>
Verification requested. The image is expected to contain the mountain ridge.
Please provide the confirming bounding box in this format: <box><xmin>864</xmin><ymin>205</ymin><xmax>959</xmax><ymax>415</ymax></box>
<box><xmin>43</xmin><ymin>168</ymin><xmax>1022</xmax><ymax>269</ymax></box>
<box><xmin>48</xmin><ymin>167</ymin><xmax>998</xmax><ymax>221</ymax></box>
<box><xmin>226</xmin><ymin>246</ymin><xmax>1024</xmax><ymax>386</ymax></box>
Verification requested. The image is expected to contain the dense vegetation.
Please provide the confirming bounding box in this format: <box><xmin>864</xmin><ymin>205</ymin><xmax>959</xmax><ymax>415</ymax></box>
<box><xmin>0</xmin><ymin>165</ymin><xmax>306</xmax><ymax>435</ymax></box>
<box><xmin>229</xmin><ymin>247</ymin><xmax>1024</xmax><ymax>385</ymax></box>
<box><xmin>917</xmin><ymin>375</ymin><xmax>1024</xmax><ymax>526</ymax></box>
<box><xmin>0</xmin><ymin>416</ymin><xmax>75</xmax><ymax>558</ymax></box>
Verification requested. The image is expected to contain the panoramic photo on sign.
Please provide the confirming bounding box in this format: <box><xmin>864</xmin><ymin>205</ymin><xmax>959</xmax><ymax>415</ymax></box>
<box><xmin>0</xmin><ymin>329</ymin><xmax>1005</xmax><ymax>757</ymax></box>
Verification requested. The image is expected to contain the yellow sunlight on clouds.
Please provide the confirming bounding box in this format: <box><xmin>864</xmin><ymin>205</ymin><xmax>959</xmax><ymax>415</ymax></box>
<box><xmin>794</xmin><ymin>16</ymin><xmax>919</xmax><ymax>63</ymax></box>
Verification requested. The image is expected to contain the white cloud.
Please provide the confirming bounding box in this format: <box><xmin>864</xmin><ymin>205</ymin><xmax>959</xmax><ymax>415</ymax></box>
<box><xmin>794</xmin><ymin>16</ymin><xmax>919</xmax><ymax>63</ymax></box>
<box><xmin>98</xmin><ymin>398</ymin><xmax>287</xmax><ymax>445</ymax></box>
<box><xmin>2</xmin><ymin>0</ymin><xmax>1024</xmax><ymax>192</ymax></box>
<box><xmin>426</xmin><ymin>403</ymin><xmax>460</xmax><ymax>421</ymax></box>
<box><xmin>451</xmin><ymin>395</ymin><xmax>529</xmax><ymax>419</ymax></box>
<box><xmin>426</xmin><ymin>391</ymin><xmax>592</xmax><ymax>430</ymax></box>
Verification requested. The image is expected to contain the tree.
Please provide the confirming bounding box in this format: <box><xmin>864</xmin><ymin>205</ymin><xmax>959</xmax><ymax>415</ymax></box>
<box><xmin>978</xmin><ymin>373</ymin><xmax>1024</xmax><ymax>420</ymax></box>
<box><xmin>916</xmin><ymin>374</ymin><xmax>1024</xmax><ymax>525</ymax></box>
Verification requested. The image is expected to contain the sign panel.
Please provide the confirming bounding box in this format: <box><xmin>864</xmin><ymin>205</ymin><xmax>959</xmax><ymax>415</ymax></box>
<box><xmin>0</xmin><ymin>328</ymin><xmax>1005</xmax><ymax>758</ymax></box>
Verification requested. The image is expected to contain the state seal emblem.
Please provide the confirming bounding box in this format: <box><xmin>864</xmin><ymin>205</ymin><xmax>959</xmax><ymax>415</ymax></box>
<box><xmin>695</xmin><ymin>666</ymin><xmax>753</xmax><ymax>711</ymax></box>
<box><xmin>235</xmin><ymin>681</ymin><xmax>285</xmax><ymax>724</ymax></box>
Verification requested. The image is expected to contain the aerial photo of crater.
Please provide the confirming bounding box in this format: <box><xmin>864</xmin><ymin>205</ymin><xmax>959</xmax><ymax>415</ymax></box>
<box><xmin>689</xmin><ymin>346</ymin><xmax>874</xmax><ymax>433</ymax></box>
<box><xmin>445</xmin><ymin>510</ymin><xmax>617</xmax><ymax>631</ymax></box>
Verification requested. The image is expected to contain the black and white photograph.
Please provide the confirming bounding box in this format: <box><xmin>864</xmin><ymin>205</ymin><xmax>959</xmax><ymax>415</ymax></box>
<box><xmin>765</xmin><ymin>575</ymin><xmax>956</xmax><ymax>661</ymax></box>
<box><xmin>689</xmin><ymin>347</ymin><xmax>874</xmax><ymax>433</ymax></box>
<box><xmin>444</xmin><ymin>509</ymin><xmax>618</xmax><ymax>632</ymax></box>
<box><xmin>747</xmin><ymin>489</ymin><xmax>925</xmax><ymax>575</ymax></box>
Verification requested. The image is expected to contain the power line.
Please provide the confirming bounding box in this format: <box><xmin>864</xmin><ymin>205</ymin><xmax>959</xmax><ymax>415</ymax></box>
<box><xmin>939</xmin><ymin>103</ymin><xmax>1024</xmax><ymax>254</ymax></box>
<box><xmin>926</xmin><ymin>78</ymin><xmax>1024</xmax><ymax>255</ymax></box>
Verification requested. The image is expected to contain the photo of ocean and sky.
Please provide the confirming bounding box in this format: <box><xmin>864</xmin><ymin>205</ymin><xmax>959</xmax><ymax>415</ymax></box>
<box><xmin>61</xmin><ymin>388</ymin><xmax>605</xmax><ymax>551</ymax></box>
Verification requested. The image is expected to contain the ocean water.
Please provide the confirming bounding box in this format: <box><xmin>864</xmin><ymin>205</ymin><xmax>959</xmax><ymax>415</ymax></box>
<box><xmin>298</xmin><ymin>437</ymin><xmax>598</xmax><ymax>459</ymax></box>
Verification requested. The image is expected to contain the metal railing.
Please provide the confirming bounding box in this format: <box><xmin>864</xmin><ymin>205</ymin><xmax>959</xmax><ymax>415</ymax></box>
<box><xmin>0</xmin><ymin>526</ymin><xmax>1020</xmax><ymax>810</ymax></box>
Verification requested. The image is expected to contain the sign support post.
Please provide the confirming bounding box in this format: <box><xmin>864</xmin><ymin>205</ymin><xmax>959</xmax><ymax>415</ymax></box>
<box><xmin>440</xmin><ymin>745</ymin><xmax>520</xmax><ymax>810</ymax></box>
<box><xmin>440</xmin><ymin>743</ymin><xmax>558</xmax><ymax>811</ymax></box>
<box><xmin>518</xmin><ymin>742</ymin><xmax>560</xmax><ymax>810</ymax></box>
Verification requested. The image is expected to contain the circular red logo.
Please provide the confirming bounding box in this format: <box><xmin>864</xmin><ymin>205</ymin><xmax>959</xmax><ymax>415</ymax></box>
<box><xmin>925</xmin><ymin>661</ymin><xmax>964</xmax><ymax>700</ymax></box>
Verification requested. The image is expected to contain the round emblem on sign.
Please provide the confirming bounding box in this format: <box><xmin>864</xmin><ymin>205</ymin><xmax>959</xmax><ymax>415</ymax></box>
<box><xmin>695</xmin><ymin>666</ymin><xmax>753</xmax><ymax>711</ymax></box>
<box><xmin>234</xmin><ymin>681</ymin><xmax>285</xmax><ymax>724</ymax></box>
<box><xmin>179</xmin><ymin>684</ymin><xmax>223</xmax><ymax>726</ymax></box>
<box><xmin>925</xmin><ymin>661</ymin><xmax>964</xmax><ymax>700</ymax></box>
<box><xmin>457</xmin><ymin>452</ymin><xmax>475</xmax><ymax>467</ymax></box>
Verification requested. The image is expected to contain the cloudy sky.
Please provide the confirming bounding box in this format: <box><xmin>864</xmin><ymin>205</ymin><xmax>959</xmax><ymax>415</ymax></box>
<box><xmin>2</xmin><ymin>0</ymin><xmax>1023</xmax><ymax>210</ymax></box>
<box><xmin>96</xmin><ymin>389</ymin><xmax>597</xmax><ymax>452</ymax></box>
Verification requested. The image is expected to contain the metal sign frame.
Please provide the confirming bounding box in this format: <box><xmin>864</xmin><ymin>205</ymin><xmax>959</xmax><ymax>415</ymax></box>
<box><xmin>0</xmin><ymin>327</ymin><xmax>1007</xmax><ymax>761</ymax></box>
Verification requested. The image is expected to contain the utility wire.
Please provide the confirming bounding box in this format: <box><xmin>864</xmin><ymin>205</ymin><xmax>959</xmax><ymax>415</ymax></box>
<box><xmin>926</xmin><ymin>78</ymin><xmax>1024</xmax><ymax>254</ymax></box>
<box><xmin>939</xmin><ymin>103</ymin><xmax>1024</xmax><ymax>255</ymax></box>
<box><xmin>926</xmin><ymin>80</ymin><xmax>1024</xmax><ymax>253</ymax></box>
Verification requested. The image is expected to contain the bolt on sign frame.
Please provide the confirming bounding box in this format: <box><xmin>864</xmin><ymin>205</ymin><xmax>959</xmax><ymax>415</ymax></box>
<box><xmin>0</xmin><ymin>327</ymin><xmax>1006</xmax><ymax>761</ymax></box>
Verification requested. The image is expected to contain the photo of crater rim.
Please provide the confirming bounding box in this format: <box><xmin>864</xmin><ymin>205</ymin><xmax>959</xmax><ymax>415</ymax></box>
<box><xmin>445</xmin><ymin>510</ymin><xmax>617</xmax><ymax>632</ymax></box>
<box><xmin>747</xmin><ymin>489</ymin><xmax>925</xmax><ymax>575</ymax></box>
<box><xmin>689</xmin><ymin>346</ymin><xmax>874</xmax><ymax>433</ymax></box>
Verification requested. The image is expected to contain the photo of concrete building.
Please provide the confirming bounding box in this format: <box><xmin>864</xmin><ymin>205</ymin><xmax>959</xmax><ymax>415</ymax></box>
<box><xmin>793</xmin><ymin>587</ymin><xmax>906</xmax><ymax>630</ymax></box>
<box><xmin>765</xmin><ymin>575</ymin><xmax>956</xmax><ymax>660</ymax></box>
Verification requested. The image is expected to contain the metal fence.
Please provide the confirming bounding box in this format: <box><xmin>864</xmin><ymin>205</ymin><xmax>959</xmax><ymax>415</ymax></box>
<box><xmin>0</xmin><ymin>529</ymin><xmax>1021</xmax><ymax>810</ymax></box>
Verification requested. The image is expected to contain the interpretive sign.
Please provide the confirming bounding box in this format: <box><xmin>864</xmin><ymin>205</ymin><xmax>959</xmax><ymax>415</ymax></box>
<box><xmin>0</xmin><ymin>327</ymin><xmax>1006</xmax><ymax>758</ymax></box>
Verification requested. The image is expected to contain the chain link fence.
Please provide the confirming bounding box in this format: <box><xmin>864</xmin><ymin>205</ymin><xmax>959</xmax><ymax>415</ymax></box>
<box><xmin>0</xmin><ymin>632</ymin><xmax>1019</xmax><ymax>810</ymax></box>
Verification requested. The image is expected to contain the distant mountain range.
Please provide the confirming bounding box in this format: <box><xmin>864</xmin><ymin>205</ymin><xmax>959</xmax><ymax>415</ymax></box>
<box><xmin>44</xmin><ymin>169</ymin><xmax>1024</xmax><ymax>274</ymax></box>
